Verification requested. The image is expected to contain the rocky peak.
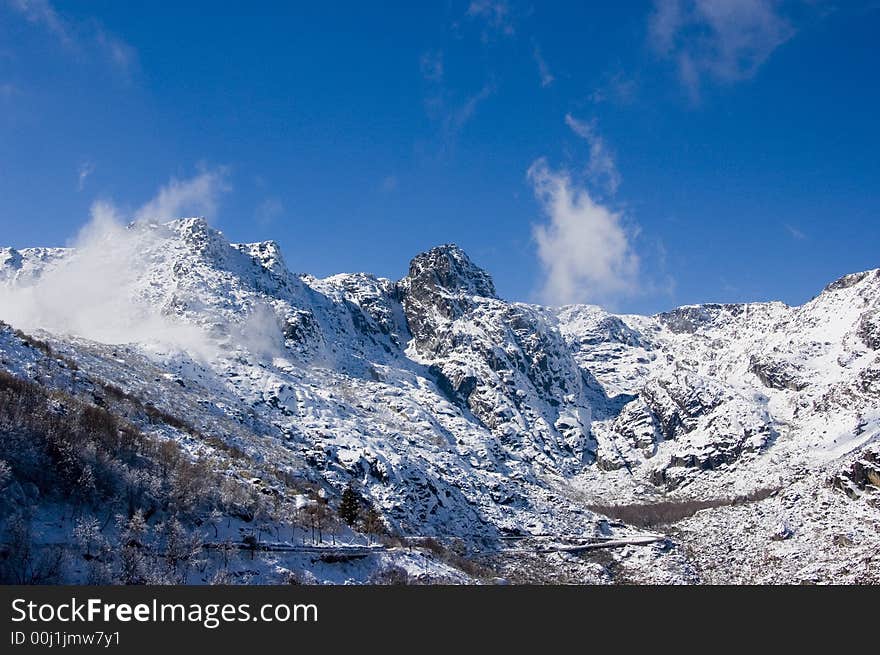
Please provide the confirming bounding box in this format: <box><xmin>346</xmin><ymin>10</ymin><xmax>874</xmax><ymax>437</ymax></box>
<box><xmin>234</xmin><ymin>240</ymin><xmax>289</xmax><ymax>279</ymax></box>
<box><xmin>159</xmin><ymin>217</ymin><xmax>226</xmax><ymax>255</ymax></box>
<box><xmin>655</xmin><ymin>303</ymin><xmax>747</xmax><ymax>334</ymax></box>
<box><xmin>0</xmin><ymin>247</ymin><xmax>23</xmax><ymax>271</ymax></box>
<box><xmin>403</xmin><ymin>244</ymin><xmax>496</xmax><ymax>300</ymax></box>
<box><xmin>822</xmin><ymin>269</ymin><xmax>880</xmax><ymax>294</ymax></box>
<box><xmin>399</xmin><ymin>245</ymin><xmax>496</xmax><ymax>352</ymax></box>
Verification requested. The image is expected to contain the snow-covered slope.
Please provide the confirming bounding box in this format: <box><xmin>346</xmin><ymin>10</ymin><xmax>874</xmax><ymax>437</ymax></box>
<box><xmin>1</xmin><ymin>218</ymin><xmax>877</xmax><ymax>584</ymax></box>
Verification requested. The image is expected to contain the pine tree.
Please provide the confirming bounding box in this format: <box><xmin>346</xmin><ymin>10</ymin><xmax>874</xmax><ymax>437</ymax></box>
<box><xmin>338</xmin><ymin>483</ymin><xmax>360</xmax><ymax>527</ymax></box>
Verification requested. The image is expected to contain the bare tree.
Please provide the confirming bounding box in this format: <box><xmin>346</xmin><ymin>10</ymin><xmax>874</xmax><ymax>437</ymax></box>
<box><xmin>159</xmin><ymin>517</ymin><xmax>203</xmax><ymax>584</ymax></box>
<box><xmin>304</xmin><ymin>501</ymin><xmax>331</xmax><ymax>544</ymax></box>
<box><xmin>360</xmin><ymin>505</ymin><xmax>385</xmax><ymax>545</ymax></box>
<box><xmin>0</xmin><ymin>514</ymin><xmax>66</xmax><ymax>584</ymax></box>
<box><xmin>73</xmin><ymin>516</ymin><xmax>104</xmax><ymax>559</ymax></box>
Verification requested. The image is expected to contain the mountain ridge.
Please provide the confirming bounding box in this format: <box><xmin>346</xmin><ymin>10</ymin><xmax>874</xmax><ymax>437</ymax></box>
<box><xmin>0</xmin><ymin>217</ymin><xmax>878</xmax><ymax>584</ymax></box>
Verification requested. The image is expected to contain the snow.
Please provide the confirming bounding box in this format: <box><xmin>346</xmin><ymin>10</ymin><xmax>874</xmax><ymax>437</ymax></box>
<box><xmin>1</xmin><ymin>219</ymin><xmax>878</xmax><ymax>583</ymax></box>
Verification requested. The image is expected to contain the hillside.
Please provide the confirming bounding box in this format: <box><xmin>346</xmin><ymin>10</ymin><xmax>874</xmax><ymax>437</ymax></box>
<box><xmin>0</xmin><ymin>218</ymin><xmax>877</xmax><ymax>584</ymax></box>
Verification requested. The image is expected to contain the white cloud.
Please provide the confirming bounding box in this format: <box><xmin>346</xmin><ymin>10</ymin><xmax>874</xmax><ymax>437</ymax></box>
<box><xmin>77</xmin><ymin>161</ymin><xmax>94</xmax><ymax>191</ymax></box>
<box><xmin>564</xmin><ymin>114</ymin><xmax>621</xmax><ymax>196</ymax></box>
<box><xmin>649</xmin><ymin>0</ymin><xmax>796</xmax><ymax>98</ymax></box>
<box><xmin>7</xmin><ymin>0</ymin><xmax>71</xmax><ymax>44</ymax></box>
<box><xmin>0</xmin><ymin>203</ymin><xmax>219</xmax><ymax>358</ymax></box>
<box><xmin>420</xmin><ymin>50</ymin><xmax>444</xmax><ymax>82</ymax></box>
<box><xmin>380</xmin><ymin>175</ymin><xmax>398</xmax><ymax>193</ymax></box>
<box><xmin>590</xmin><ymin>70</ymin><xmax>638</xmax><ymax>105</ymax></box>
<box><xmin>0</xmin><ymin>168</ymin><xmax>285</xmax><ymax>360</ymax></box>
<box><xmin>784</xmin><ymin>223</ymin><xmax>806</xmax><ymax>240</ymax></box>
<box><xmin>420</xmin><ymin>46</ymin><xmax>493</xmax><ymax>144</ymax></box>
<box><xmin>133</xmin><ymin>168</ymin><xmax>229</xmax><ymax>223</ymax></box>
<box><xmin>6</xmin><ymin>0</ymin><xmax>137</xmax><ymax>74</ymax></box>
<box><xmin>466</xmin><ymin>0</ymin><xmax>515</xmax><ymax>37</ymax></box>
<box><xmin>94</xmin><ymin>27</ymin><xmax>137</xmax><ymax>74</ymax></box>
<box><xmin>424</xmin><ymin>81</ymin><xmax>495</xmax><ymax>143</ymax></box>
<box><xmin>528</xmin><ymin>158</ymin><xmax>639</xmax><ymax>306</ymax></box>
<box><xmin>532</xmin><ymin>43</ymin><xmax>554</xmax><ymax>88</ymax></box>
<box><xmin>0</xmin><ymin>82</ymin><xmax>19</xmax><ymax>100</ymax></box>
<box><xmin>255</xmin><ymin>196</ymin><xmax>284</xmax><ymax>225</ymax></box>
<box><xmin>446</xmin><ymin>84</ymin><xmax>494</xmax><ymax>135</ymax></box>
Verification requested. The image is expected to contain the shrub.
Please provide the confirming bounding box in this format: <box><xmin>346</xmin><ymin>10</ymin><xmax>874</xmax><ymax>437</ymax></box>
<box><xmin>587</xmin><ymin>487</ymin><xmax>780</xmax><ymax>528</ymax></box>
<box><xmin>369</xmin><ymin>564</ymin><xmax>410</xmax><ymax>585</ymax></box>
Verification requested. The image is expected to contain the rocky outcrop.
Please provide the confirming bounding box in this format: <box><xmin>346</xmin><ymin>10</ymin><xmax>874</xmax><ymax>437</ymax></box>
<box><xmin>749</xmin><ymin>355</ymin><xmax>809</xmax><ymax>391</ymax></box>
<box><xmin>656</xmin><ymin>304</ymin><xmax>746</xmax><ymax>334</ymax></box>
<box><xmin>858</xmin><ymin>310</ymin><xmax>880</xmax><ymax>350</ymax></box>
<box><xmin>398</xmin><ymin>245</ymin><xmax>594</xmax><ymax>471</ymax></box>
<box><xmin>823</xmin><ymin>270</ymin><xmax>877</xmax><ymax>293</ymax></box>
<box><xmin>398</xmin><ymin>244</ymin><xmax>497</xmax><ymax>354</ymax></box>
<box><xmin>829</xmin><ymin>446</ymin><xmax>880</xmax><ymax>499</ymax></box>
<box><xmin>0</xmin><ymin>247</ymin><xmax>23</xmax><ymax>272</ymax></box>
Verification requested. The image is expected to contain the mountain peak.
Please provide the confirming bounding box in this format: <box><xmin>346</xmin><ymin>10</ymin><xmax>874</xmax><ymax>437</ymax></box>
<box><xmin>405</xmin><ymin>244</ymin><xmax>496</xmax><ymax>299</ymax></box>
<box><xmin>399</xmin><ymin>244</ymin><xmax>497</xmax><ymax>354</ymax></box>
<box><xmin>138</xmin><ymin>217</ymin><xmax>233</xmax><ymax>263</ymax></box>
<box><xmin>0</xmin><ymin>247</ymin><xmax>23</xmax><ymax>271</ymax></box>
<box><xmin>233</xmin><ymin>240</ymin><xmax>289</xmax><ymax>278</ymax></box>
<box><xmin>164</xmin><ymin>216</ymin><xmax>210</xmax><ymax>230</ymax></box>
<box><xmin>822</xmin><ymin>268</ymin><xmax>880</xmax><ymax>294</ymax></box>
<box><xmin>162</xmin><ymin>216</ymin><xmax>215</xmax><ymax>240</ymax></box>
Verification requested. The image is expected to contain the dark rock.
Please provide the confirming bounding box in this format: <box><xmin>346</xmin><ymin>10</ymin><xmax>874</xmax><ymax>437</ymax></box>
<box><xmin>823</xmin><ymin>270</ymin><xmax>876</xmax><ymax>293</ymax></box>
<box><xmin>857</xmin><ymin>310</ymin><xmax>880</xmax><ymax>350</ymax></box>
<box><xmin>656</xmin><ymin>304</ymin><xmax>745</xmax><ymax>335</ymax></box>
<box><xmin>749</xmin><ymin>355</ymin><xmax>809</xmax><ymax>391</ymax></box>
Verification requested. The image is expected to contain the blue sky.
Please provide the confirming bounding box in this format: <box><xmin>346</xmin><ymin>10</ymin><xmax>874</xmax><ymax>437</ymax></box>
<box><xmin>1</xmin><ymin>1</ymin><xmax>878</xmax><ymax>313</ymax></box>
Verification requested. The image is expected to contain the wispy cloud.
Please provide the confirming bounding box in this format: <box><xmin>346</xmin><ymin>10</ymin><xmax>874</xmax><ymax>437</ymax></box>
<box><xmin>380</xmin><ymin>175</ymin><xmax>399</xmax><ymax>193</ymax></box>
<box><xmin>423</xmin><ymin>57</ymin><xmax>495</xmax><ymax>143</ymax></box>
<box><xmin>784</xmin><ymin>223</ymin><xmax>806</xmax><ymax>240</ymax></box>
<box><xmin>420</xmin><ymin>50</ymin><xmax>444</xmax><ymax>82</ymax></box>
<box><xmin>133</xmin><ymin>167</ymin><xmax>230</xmax><ymax>223</ymax></box>
<box><xmin>466</xmin><ymin>0</ymin><xmax>515</xmax><ymax>39</ymax></box>
<box><xmin>0</xmin><ymin>194</ymin><xmax>272</xmax><ymax>358</ymax></box>
<box><xmin>6</xmin><ymin>0</ymin><xmax>137</xmax><ymax>75</ymax></box>
<box><xmin>7</xmin><ymin>0</ymin><xmax>72</xmax><ymax>45</ymax></box>
<box><xmin>445</xmin><ymin>84</ymin><xmax>494</xmax><ymax>136</ymax></box>
<box><xmin>648</xmin><ymin>0</ymin><xmax>796</xmax><ymax>99</ymax></box>
<box><xmin>94</xmin><ymin>27</ymin><xmax>137</xmax><ymax>74</ymax></box>
<box><xmin>532</xmin><ymin>42</ymin><xmax>554</xmax><ymax>88</ymax></box>
<box><xmin>528</xmin><ymin>158</ymin><xmax>639</xmax><ymax>306</ymax></box>
<box><xmin>0</xmin><ymin>168</ymin><xmax>241</xmax><ymax>350</ymax></box>
<box><xmin>564</xmin><ymin>114</ymin><xmax>621</xmax><ymax>196</ymax></box>
<box><xmin>76</xmin><ymin>161</ymin><xmax>94</xmax><ymax>191</ymax></box>
<box><xmin>590</xmin><ymin>69</ymin><xmax>638</xmax><ymax>105</ymax></box>
<box><xmin>255</xmin><ymin>197</ymin><xmax>284</xmax><ymax>226</ymax></box>
<box><xmin>0</xmin><ymin>82</ymin><xmax>19</xmax><ymax>99</ymax></box>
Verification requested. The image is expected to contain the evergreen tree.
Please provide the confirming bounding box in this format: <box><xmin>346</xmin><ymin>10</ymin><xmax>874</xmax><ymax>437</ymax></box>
<box><xmin>338</xmin><ymin>483</ymin><xmax>360</xmax><ymax>527</ymax></box>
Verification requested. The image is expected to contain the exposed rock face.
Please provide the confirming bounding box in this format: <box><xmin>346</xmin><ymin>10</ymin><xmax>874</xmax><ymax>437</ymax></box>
<box><xmin>823</xmin><ymin>270</ymin><xmax>877</xmax><ymax>293</ymax></box>
<box><xmin>0</xmin><ymin>248</ymin><xmax>23</xmax><ymax>271</ymax></box>
<box><xmin>749</xmin><ymin>356</ymin><xmax>809</xmax><ymax>391</ymax></box>
<box><xmin>398</xmin><ymin>245</ymin><xmax>594</xmax><ymax>472</ymax></box>
<box><xmin>829</xmin><ymin>446</ymin><xmax>880</xmax><ymax>499</ymax></box>
<box><xmin>656</xmin><ymin>304</ymin><xmax>746</xmax><ymax>334</ymax></box>
<box><xmin>858</xmin><ymin>310</ymin><xmax>880</xmax><ymax>350</ymax></box>
<box><xmin>398</xmin><ymin>244</ymin><xmax>497</xmax><ymax>353</ymax></box>
<box><xmin>234</xmin><ymin>240</ymin><xmax>289</xmax><ymax>280</ymax></box>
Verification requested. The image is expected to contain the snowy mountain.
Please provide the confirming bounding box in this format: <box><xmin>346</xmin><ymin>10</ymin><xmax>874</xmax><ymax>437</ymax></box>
<box><xmin>0</xmin><ymin>217</ymin><xmax>877</xmax><ymax>584</ymax></box>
